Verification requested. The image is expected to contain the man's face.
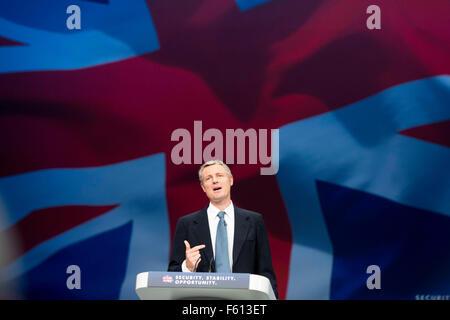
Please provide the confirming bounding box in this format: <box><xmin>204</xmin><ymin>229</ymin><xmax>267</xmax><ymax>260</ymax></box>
<box><xmin>201</xmin><ymin>164</ymin><xmax>233</xmax><ymax>204</ymax></box>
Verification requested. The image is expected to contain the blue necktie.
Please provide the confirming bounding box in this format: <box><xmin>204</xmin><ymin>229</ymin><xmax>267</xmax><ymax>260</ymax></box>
<box><xmin>215</xmin><ymin>211</ymin><xmax>231</xmax><ymax>273</ymax></box>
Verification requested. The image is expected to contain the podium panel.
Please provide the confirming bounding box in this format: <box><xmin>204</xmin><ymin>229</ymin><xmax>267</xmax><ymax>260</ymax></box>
<box><xmin>136</xmin><ymin>272</ymin><xmax>276</xmax><ymax>300</ymax></box>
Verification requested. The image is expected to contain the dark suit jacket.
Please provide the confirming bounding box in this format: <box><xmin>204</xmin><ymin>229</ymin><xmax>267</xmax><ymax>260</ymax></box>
<box><xmin>168</xmin><ymin>205</ymin><xmax>278</xmax><ymax>299</ymax></box>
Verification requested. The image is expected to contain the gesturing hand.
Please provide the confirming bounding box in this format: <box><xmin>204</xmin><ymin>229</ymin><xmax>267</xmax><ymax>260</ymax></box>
<box><xmin>184</xmin><ymin>240</ymin><xmax>206</xmax><ymax>272</ymax></box>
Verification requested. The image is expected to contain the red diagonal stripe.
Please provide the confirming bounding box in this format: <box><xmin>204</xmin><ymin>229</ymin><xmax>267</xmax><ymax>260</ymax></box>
<box><xmin>1</xmin><ymin>204</ymin><xmax>118</xmax><ymax>267</ymax></box>
<box><xmin>0</xmin><ymin>36</ymin><xmax>25</xmax><ymax>47</ymax></box>
<box><xmin>399</xmin><ymin>120</ymin><xmax>450</xmax><ymax>148</ymax></box>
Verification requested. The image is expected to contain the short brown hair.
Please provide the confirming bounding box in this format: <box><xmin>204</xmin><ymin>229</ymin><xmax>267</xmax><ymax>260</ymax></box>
<box><xmin>198</xmin><ymin>160</ymin><xmax>232</xmax><ymax>184</ymax></box>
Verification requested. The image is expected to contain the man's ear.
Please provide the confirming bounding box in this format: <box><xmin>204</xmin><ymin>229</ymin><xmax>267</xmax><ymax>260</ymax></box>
<box><xmin>201</xmin><ymin>182</ymin><xmax>206</xmax><ymax>193</ymax></box>
<box><xmin>230</xmin><ymin>175</ymin><xmax>234</xmax><ymax>187</ymax></box>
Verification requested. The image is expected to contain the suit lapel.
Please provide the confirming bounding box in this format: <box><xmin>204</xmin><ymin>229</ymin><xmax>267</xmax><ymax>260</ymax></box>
<box><xmin>232</xmin><ymin>206</ymin><xmax>250</xmax><ymax>268</ymax></box>
<box><xmin>192</xmin><ymin>207</ymin><xmax>214</xmax><ymax>269</ymax></box>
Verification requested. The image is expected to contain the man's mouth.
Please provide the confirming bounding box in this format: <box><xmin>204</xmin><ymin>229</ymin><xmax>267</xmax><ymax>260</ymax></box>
<box><xmin>213</xmin><ymin>187</ymin><xmax>222</xmax><ymax>192</ymax></box>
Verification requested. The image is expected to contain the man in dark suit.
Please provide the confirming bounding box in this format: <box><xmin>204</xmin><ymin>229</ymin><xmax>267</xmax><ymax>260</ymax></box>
<box><xmin>168</xmin><ymin>160</ymin><xmax>278</xmax><ymax>299</ymax></box>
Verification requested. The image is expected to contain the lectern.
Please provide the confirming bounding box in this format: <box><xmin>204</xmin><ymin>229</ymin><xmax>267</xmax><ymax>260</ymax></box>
<box><xmin>136</xmin><ymin>271</ymin><xmax>276</xmax><ymax>300</ymax></box>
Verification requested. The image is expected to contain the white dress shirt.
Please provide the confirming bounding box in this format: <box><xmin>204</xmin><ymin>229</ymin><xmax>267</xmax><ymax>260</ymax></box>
<box><xmin>182</xmin><ymin>201</ymin><xmax>235</xmax><ymax>272</ymax></box>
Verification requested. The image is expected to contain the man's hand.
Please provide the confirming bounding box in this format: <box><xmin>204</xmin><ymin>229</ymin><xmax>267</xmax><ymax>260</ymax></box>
<box><xmin>184</xmin><ymin>240</ymin><xmax>205</xmax><ymax>272</ymax></box>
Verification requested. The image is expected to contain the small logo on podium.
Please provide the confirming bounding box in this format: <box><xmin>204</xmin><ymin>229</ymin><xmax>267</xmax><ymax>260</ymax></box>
<box><xmin>162</xmin><ymin>275</ymin><xmax>174</xmax><ymax>283</ymax></box>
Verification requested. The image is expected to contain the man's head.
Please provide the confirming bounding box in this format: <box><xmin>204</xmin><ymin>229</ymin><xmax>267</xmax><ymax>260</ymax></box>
<box><xmin>199</xmin><ymin>160</ymin><xmax>233</xmax><ymax>205</ymax></box>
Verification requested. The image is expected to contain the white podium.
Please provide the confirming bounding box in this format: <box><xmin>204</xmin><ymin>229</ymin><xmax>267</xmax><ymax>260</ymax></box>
<box><xmin>136</xmin><ymin>271</ymin><xmax>276</xmax><ymax>300</ymax></box>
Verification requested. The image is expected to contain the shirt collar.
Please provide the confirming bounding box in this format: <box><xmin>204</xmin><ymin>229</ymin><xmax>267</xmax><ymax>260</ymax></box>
<box><xmin>207</xmin><ymin>201</ymin><xmax>234</xmax><ymax>219</ymax></box>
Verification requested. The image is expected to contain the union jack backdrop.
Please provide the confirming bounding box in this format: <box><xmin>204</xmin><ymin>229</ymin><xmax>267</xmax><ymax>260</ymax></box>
<box><xmin>0</xmin><ymin>0</ymin><xmax>449</xmax><ymax>300</ymax></box>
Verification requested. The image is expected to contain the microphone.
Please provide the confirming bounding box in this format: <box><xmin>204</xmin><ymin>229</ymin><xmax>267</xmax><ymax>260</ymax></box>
<box><xmin>208</xmin><ymin>256</ymin><xmax>214</xmax><ymax>273</ymax></box>
<box><xmin>193</xmin><ymin>246</ymin><xmax>207</xmax><ymax>272</ymax></box>
<box><xmin>193</xmin><ymin>256</ymin><xmax>201</xmax><ymax>272</ymax></box>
